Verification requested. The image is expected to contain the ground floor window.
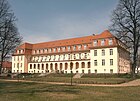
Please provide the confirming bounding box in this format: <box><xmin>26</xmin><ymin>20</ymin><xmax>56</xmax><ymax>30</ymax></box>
<box><xmin>95</xmin><ymin>69</ymin><xmax>97</xmax><ymax>73</ymax></box>
<box><xmin>110</xmin><ymin>69</ymin><xmax>113</xmax><ymax>73</ymax></box>
<box><xmin>88</xmin><ymin>69</ymin><xmax>91</xmax><ymax>74</ymax></box>
<box><xmin>82</xmin><ymin>70</ymin><xmax>84</xmax><ymax>73</ymax></box>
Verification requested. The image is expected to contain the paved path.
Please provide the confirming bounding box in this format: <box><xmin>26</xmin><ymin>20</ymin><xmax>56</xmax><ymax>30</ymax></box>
<box><xmin>1</xmin><ymin>79</ymin><xmax>140</xmax><ymax>87</ymax></box>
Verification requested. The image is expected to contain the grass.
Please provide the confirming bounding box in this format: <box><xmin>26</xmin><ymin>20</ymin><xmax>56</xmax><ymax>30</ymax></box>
<box><xmin>0</xmin><ymin>80</ymin><xmax>140</xmax><ymax>101</ymax></box>
<box><xmin>22</xmin><ymin>73</ymin><xmax>132</xmax><ymax>84</ymax></box>
<box><xmin>26</xmin><ymin>77</ymin><xmax>130</xmax><ymax>84</ymax></box>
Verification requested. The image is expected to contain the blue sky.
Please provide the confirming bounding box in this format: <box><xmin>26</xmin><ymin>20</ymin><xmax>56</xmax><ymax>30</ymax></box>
<box><xmin>9</xmin><ymin>0</ymin><xmax>118</xmax><ymax>43</ymax></box>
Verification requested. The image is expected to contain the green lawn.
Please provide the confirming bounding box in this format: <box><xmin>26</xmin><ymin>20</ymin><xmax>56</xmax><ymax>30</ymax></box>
<box><xmin>0</xmin><ymin>80</ymin><xmax>140</xmax><ymax>101</ymax></box>
<box><xmin>26</xmin><ymin>77</ymin><xmax>130</xmax><ymax>84</ymax></box>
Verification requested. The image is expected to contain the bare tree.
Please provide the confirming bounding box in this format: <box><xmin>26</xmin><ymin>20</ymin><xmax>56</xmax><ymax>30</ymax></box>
<box><xmin>0</xmin><ymin>0</ymin><xmax>22</xmax><ymax>73</ymax></box>
<box><xmin>110</xmin><ymin>0</ymin><xmax>140</xmax><ymax>78</ymax></box>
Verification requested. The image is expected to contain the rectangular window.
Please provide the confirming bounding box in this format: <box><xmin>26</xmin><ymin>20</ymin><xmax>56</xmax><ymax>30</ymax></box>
<box><xmin>102</xmin><ymin>59</ymin><xmax>105</xmax><ymax>66</ymax></box>
<box><xmin>17</xmin><ymin>63</ymin><xmax>19</xmax><ymax>68</ymax></box>
<box><xmin>84</xmin><ymin>44</ymin><xmax>87</xmax><ymax>50</ymax></box>
<box><xmin>58</xmin><ymin>47</ymin><xmax>60</xmax><ymax>52</ymax></box>
<box><xmin>30</xmin><ymin>64</ymin><xmax>32</xmax><ymax>69</ymax></box>
<box><xmin>110</xmin><ymin>59</ymin><xmax>113</xmax><ymax>66</ymax></box>
<box><xmin>68</xmin><ymin>46</ymin><xmax>71</xmax><ymax>51</ymax></box>
<box><xmin>94</xmin><ymin>50</ymin><xmax>97</xmax><ymax>56</ymax></box>
<box><xmin>109</xmin><ymin>38</ymin><xmax>113</xmax><ymax>45</ymax></box>
<box><xmin>49</xmin><ymin>49</ymin><xmax>52</xmax><ymax>52</ymax></box>
<box><xmin>110</xmin><ymin>69</ymin><xmax>113</xmax><ymax>73</ymax></box>
<box><xmin>95</xmin><ymin>69</ymin><xmax>97</xmax><ymax>73</ymax></box>
<box><xmin>62</xmin><ymin>47</ymin><xmax>66</xmax><ymax>51</ymax></box>
<box><xmin>20</xmin><ymin>63</ymin><xmax>22</xmax><ymax>67</ymax></box>
<box><xmin>110</xmin><ymin>49</ymin><xmax>113</xmax><ymax>55</ymax></box>
<box><xmin>73</xmin><ymin>46</ymin><xmax>76</xmax><ymax>50</ymax></box>
<box><xmin>53</xmin><ymin>48</ymin><xmax>56</xmax><ymax>52</ymax></box>
<box><xmin>94</xmin><ymin>60</ymin><xmax>97</xmax><ymax>66</ymax></box>
<box><xmin>78</xmin><ymin>45</ymin><xmax>82</xmax><ymax>50</ymax></box>
<box><xmin>101</xmin><ymin>39</ymin><xmax>105</xmax><ymax>46</ymax></box>
<box><xmin>93</xmin><ymin>40</ymin><xmax>97</xmax><ymax>46</ymax></box>
<box><xmin>102</xmin><ymin>50</ymin><xmax>105</xmax><ymax>56</ymax></box>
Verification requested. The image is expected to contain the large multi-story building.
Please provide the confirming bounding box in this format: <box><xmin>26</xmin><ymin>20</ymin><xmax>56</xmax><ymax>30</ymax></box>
<box><xmin>12</xmin><ymin>30</ymin><xmax>130</xmax><ymax>74</ymax></box>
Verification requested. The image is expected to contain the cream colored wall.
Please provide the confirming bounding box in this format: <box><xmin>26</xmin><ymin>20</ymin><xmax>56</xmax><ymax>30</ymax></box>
<box><xmin>12</xmin><ymin>55</ymin><xmax>25</xmax><ymax>73</ymax></box>
<box><xmin>90</xmin><ymin>47</ymin><xmax>118</xmax><ymax>73</ymax></box>
<box><xmin>12</xmin><ymin>47</ymin><xmax>131</xmax><ymax>74</ymax></box>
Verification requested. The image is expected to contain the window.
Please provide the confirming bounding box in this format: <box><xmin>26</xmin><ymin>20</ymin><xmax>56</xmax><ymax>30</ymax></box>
<box><xmin>38</xmin><ymin>64</ymin><xmax>40</xmax><ymax>69</ymax></box>
<box><xmin>101</xmin><ymin>39</ymin><xmax>105</xmax><ymax>46</ymax></box>
<box><xmin>110</xmin><ymin>69</ymin><xmax>113</xmax><ymax>73</ymax></box>
<box><xmin>102</xmin><ymin>59</ymin><xmax>105</xmax><ymax>66</ymax></box>
<box><xmin>84</xmin><ymin>53</ymin><xmax>87</xmax><ymax>59</ymax></box>
<box><xmin>94</xmin><ymin>50</ymin><xmax>97</xmax><ymax>56</ymax></box>
<box><xmin>14</xmin><ymin>63</ymin><xmax>15</xmax><ymax>68</ymax></box>
<box><xmin>30</xmin><ymin>64</ymin><xmax>32</xmax><ymax>69</ymax></box>
<box><xmin>45</xmin><ymin>49</ymin><xmax>48</xmax><ymax>53</ymax></box>
<box><xmin>93</xmin><ymin>40</ymin><xmax>98</xmax><ymax>46</ymax></box>
<box><xmin>94</xmin><ymin>60</ymin><xmax>97</xmax><ymax>66</ymax></box>
<box><xmin>95</xmin><ymin>69</ymin><xmax>97</xmax><ymax>73</ymax></box>
<box><xmin>34</xmin><ymin>64</ymin><xmax>36</xmax><ymax>69</ymax></box>
<box><xmin>58</xmin><ymin>47</ymin><xmax>60</xmax><ymax>52</ymax></box>
<box><xmin>42</xmin><ymin>64</ymin><xmax>44</xmax><ymax>70</ymax></box>
<box><xmin>38</xmin><ymin>50</ymin><xmax>40</xmax><ymax>54</ymax></box>
<box><xmin>53</xmin><ymin>48</ymin><xmax>56</xmax><ymax>52</ymax></box>
<box><xmin>17</xmin><ymin>63</ymin><xmax>19</xmax><ymax>68</ymax></box>
<box><xmin>110</xmin><ymin>49</ymin><xmax>113</xmax><ymax>55</ymax></box>
<box><xmin>109</xmin><ymin>38</ymin><xmax>113</xmax><ymax>45</ymax></box>
<box><xmin>68</xmin><ymin>46</ymin><xmax>71</xmax><ymax>51</ymax></box>
<box><xmin>20</xmin><ymin>63</ymin><xmax>22</xmax><ymax>67</ymax></box>
<box><xmin>88</xmin><ymin>62</ymin><xmax>90</xmax><ymax>68</ymax></box>
<box><xmin>102</xmin><ymin>50</ymin><xmax>105</xmax><ymax>56</ymax></box>
<box><xmin>62</xmin><ymin>47</ymin><xmax>66</xmax><ymax>51</ymax></box>
<box><xmin>84</xmin><ymin>44</ymin><xmax>87</xmax><ymax>50</ymax></box>
<box><xmin>73</xmin><ymin>46</ymin><xmax>76</xmax><ymax>50</ymax></box>
<box><xmin>78</xmin><ymin>45</ymin><xmax>82</xmax><ymax>50</ymax></box>
<box><xmin>49</xmin><ymin>49</ymin><xmax>52</xmax><ymax>52</ymax></box>
<box><xmin>110</xmin><ymin>59</ymin><xmax>113</xmax><ymax>65</ymax></box>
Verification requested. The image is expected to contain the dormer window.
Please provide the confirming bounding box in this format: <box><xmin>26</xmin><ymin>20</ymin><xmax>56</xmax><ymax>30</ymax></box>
<box><xmin>84</xmin><ymin>44</ymin><xmax>87</xmax><ymax>50</ymax></box>
<box><xmin>73</xmin><ymin>45</ymin><xmax>76</xmax><ymax>51</ymax></box>
<box><xmin>109</xmin><ymin>38</ymin><xmax>113</xmax><ymax>45</ymax></box>
<box><xmin>53</xmin><ymin>48</ymin><xmax>56</xmax><ymax>52</ymax></box>
<box><xmin>58</xmin><ymin>47</ymin><xmax>60</xmax><ymax>52</ymax></box>
<box><xmin>101</xmin><ymin>39</ymin><xmax>105</xmax><ymax>46</ymax></box>
<box><xmin>62</xmin><ymin>47</ymin><xmax>66</xmax><ymax>51</ymax></box>
<box><xmin>78</xmin><ymin>45</ymin><xmax>82</xmax><ymax>50</ymax></box>
<box><xmin>68</xmin><ymin>46</ymin><xmax>71</xmax><ymax>51</ymax></box>
<box><xmin>93</xmin><ymin>40</ymin><xmax>98</xmax><ymax>46</ymax></box>
<box><xmin>49</xmin><ymin>49</ymin><xmax>52</xmax><ymax>52</ymax></box>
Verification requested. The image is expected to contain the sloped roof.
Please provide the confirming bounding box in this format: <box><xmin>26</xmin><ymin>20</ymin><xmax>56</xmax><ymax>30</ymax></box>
<box><xmin>18</xmin><ymin>30</ymin><xmax>115</xmax><ymax>49</ymax></box>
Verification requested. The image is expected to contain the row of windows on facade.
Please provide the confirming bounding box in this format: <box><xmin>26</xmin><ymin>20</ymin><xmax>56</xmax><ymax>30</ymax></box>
<box><xmin>94</xmin><ymin>59</ymin><xmax>114</xmax><ymax>66</ymax></box>
<box><xmin>33</xmin><ymin>39</ymin><xmax>113</xmax><ymax>54</ymax></box>
<box><xmin>31</xmin><ymin>53</ymin><xmax>89</xmax><ymax>62</ymax></box>
<box><xmin>13</xmin><ymin>63</ymin><xmax>22</xmax><ymax>68</ymax></box>
<box><xmin>14</xmin><ymin>56</ymin><xmax>23</xmax><ymax>61</ymax></box>
<box><xmin>93</xmin><ymin>38</ymin><xmax>113</xmax><ymax>46</ymax></box>
<box><xmin>29</xmin><ymin>62</ymin><xmax>91</xmax><ymax>70</ymax></box>
<box><xmin>28</xmin><ymin>69</ymin><xmax>114</xmax><ymax>74</ymax></box>
<box><xmin>94</xmin><ymin>49</ymin><xmax>113</xmax><ymax>56</ymax></box>
<box><xmin>33</xmin><ymin>44</ymin><xmax>88</xmax><ymax>54</ymax></box>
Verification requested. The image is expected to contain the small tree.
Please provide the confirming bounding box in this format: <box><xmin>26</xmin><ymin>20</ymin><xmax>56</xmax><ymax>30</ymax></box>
<box><xmin>110</xmin><ymin>0</ymin><xmax>140</xmax><ymax>78</ymax></box>
<box><xmin>0</xmin><ymin>0</ymin><xmax>22</xmax><ymax>73</ymax></box>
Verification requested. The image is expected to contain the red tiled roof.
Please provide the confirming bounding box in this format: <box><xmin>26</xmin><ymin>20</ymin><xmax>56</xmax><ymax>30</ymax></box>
<box><xmin>17</xmin><ymin>30</ymin><xmax>115</xmax><ymax>50</ymax></box>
